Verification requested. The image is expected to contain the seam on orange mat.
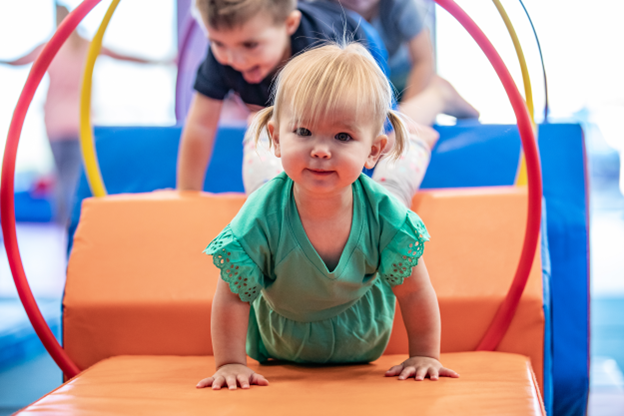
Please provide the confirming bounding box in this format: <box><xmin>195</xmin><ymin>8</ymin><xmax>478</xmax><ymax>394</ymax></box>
<box><xmin>528</xmin><ymin>360</ymin><xmax>547</xmax><ymax>415</ymax></box>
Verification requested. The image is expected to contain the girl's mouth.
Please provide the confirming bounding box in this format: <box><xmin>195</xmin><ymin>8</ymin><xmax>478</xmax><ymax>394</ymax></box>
<box><xmin>308</xmin><ymin>169</ymin><xmax>333</xmax><ymax>176</ymax></box>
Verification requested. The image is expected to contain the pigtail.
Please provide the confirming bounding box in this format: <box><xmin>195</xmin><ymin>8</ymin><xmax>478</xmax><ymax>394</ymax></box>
<box><xmin>245</xmin><ymin>106</ymin><xmax>275</xmax><ymax>148</ymax></box>
<box><xmin>386</xmin><ymin>109</ymin><xmax>410</xmax><ymax>160</ymax></box>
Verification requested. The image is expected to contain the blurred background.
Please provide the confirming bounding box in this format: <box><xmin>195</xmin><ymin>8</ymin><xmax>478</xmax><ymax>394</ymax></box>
<box><xmin>0</xmin><ymin>0</ymin><xmax>622</xmax><ymax>414</ymax></box>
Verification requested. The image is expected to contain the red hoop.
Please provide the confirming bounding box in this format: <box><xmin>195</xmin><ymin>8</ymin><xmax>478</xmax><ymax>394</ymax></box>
<box><xmin>1</xmin><ymin>0</ymin><xmax>541</xmax><ymax>381</ymax></box>
<box><xmin>1</xmin><ymin>0</ymin><xmax>103</xmax><ymax>378</ymax></box>
<box><xmin>434</xmin><ymin>0</ymin><xmax>543</xmax><ymax>350</ymax></box>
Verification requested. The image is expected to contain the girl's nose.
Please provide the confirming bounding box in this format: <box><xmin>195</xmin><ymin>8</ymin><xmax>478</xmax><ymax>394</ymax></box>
<box><xmin>311</xmin><ymin>142</ymin><xmax>331</xmax><ymax>159</ymax></box>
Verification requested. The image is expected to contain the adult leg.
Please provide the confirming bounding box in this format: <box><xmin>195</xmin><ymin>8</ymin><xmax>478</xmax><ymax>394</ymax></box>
<box><xmin>373</xmin><ymin>131</ymin><xmax>431</xmax><ymax>208</ymax></box>
<box><xmin>400</xmin><ymin>75</ymin><xmax>479</xmax><ymax>127</ymax></box>
<box><xmin>242</xmin><ymin>128</ymin><xmax>284</xmax><ymax>195</ymax></box>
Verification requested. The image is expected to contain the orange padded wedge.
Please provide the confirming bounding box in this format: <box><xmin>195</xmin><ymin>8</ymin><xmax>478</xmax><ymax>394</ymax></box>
<box><xmin>64</xmin><ymin>187</ymin><xmax>543</xmax><ymax>391</ymax></box>
<box><xmin>17</xmin><ymin>353</ymin><xmax>544</xmax><ymax>415</ymax></box>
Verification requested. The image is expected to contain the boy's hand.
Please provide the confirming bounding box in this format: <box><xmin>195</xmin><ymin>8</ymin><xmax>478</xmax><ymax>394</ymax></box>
<box><xmin>385</xmin><ymin>356</ymin><xmax>459</xmax><ymax>381</ymax></box>
<box><xmin>197</xmin><ymin>363</ymin><xmax>269</xmax><ymax>390</ymax></box>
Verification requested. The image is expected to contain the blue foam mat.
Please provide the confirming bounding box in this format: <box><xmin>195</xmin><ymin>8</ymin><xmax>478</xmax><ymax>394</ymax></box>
<box><xmin>67</xmin><ymin>123</ymin><xmax>588</xmax><ymax>415</ymax></box>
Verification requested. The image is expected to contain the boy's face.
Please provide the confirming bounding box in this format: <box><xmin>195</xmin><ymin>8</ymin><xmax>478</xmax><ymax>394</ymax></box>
<box><xmin>207</xmin><ymin>11</ymin><xmax>301</xmax><ymax>84</ymax></box>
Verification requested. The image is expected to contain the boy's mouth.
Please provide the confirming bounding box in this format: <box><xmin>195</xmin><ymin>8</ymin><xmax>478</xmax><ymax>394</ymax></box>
<box><xmin>242</xmin><ymin>65</ymin><xmax>263</xmax><ymax>83</ymax></box>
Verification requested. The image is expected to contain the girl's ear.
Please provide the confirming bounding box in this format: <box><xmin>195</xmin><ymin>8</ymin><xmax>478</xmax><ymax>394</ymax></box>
<box><xmin>267</xmin><ymin>120</ymin><xmax>281</xmax><ymax>158</ymax></box>
<box><xmin>365</xmin><ymin>134</ymin><xmax>388</xmax><ymax>169</ymax></box>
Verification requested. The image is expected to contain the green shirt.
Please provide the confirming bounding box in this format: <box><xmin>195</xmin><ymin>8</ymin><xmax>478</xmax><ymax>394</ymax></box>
<box><xmin>205</xmin><ymin>172</ymin><xmax>429</xmax><ymax>363</ymax></box>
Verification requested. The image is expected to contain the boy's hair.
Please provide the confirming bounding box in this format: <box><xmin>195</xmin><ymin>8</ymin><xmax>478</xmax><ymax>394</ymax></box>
<box><xmin>248</xmin><ymin>42</ymin><xmax>410</xmax><ymax>160</ymax></box>
<box><xmin>193</xmin><ymin>0</ymin><xmax>297</xmax><ymax>30</ymax></box>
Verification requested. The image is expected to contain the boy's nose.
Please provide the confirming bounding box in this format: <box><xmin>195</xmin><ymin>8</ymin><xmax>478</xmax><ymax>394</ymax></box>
<box><xmin>228</xmin><ymin>51</ymin><xmax>245</xmax><ymax>67</ymax></box>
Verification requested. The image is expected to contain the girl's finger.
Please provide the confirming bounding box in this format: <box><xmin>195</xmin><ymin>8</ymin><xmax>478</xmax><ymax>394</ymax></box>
<box><xmin>212</xmin><ymin>376</ymin><xmax>225</xmax><ymax>390</ymax></box>
<box><xmin>398</xmin><ymin>366</ymin><xmax>415</xmax><ymax>380</ymax></box>
<box><xmin>428</xmin><ymin>367</ymin><xmax>440</xmax><ymax>381</ymax></box>
<box><xmin>237</xmin><ymin>374</ymin><xmax>250</xmax><ymax>389</ymax></box>
<box><xmin>439</xmin><ymin>367</ymin><xmax>460</xmax><ymax>378</ymax></box>
<box><xmin>415</xmin><ymin>366</ymin><xmax>429</xmax><ymax>381</ymax></box>
<box><xmin>385</xmin><ymin>365</ymin><xmax>404</xmax><ymax>377</ymax></box>
<box><xmin>196</xmin><ymin>377</ymin><xmax>214</xmax><ymax>388</ymax></box>
<box><xmin>251</xmin><ymin>373</ymin><xmax>270</xmax><ymax>386</ymax></box>
<box><xmin>225</xmin><ymin>375</ymin><xmax>238</xmax><ymax>390</ymax></box>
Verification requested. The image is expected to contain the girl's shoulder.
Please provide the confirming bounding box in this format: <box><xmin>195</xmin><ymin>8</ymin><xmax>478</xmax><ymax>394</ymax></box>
<box><xmin>357</xmin><ymin>174</ymin><xmax>427</xmax><ymax>249</ymax></box>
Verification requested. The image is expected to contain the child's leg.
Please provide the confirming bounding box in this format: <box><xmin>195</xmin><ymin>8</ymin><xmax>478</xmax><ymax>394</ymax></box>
<box><xmin>242</xmin><ymin>128</ymin><xmax>284</xmax><ymax>194</ymax></box>
<box><xmin>373</xmin><ymin>132</ymin><xmax>432</xmax><ymax>208</ymax></box>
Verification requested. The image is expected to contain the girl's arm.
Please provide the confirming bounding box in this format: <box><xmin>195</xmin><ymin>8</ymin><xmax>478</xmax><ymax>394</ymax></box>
<box><xmin>177</xmin><ymin>93</ymin><xmax>223</xmax><ymax>191</ymax></box>
<box><xmin>388</xmin><ymin>258</ymin><xmax>459</xmax><ymax>381</ymax></box>
<box><xmin>196</xmin><ymin>278</ymin><xmax>269</xmax><ymax>390</ymax></box>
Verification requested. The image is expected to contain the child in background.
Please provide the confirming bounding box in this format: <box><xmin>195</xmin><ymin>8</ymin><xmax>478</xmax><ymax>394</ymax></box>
<box><xmin>197</xmin><ymin>42</ymin><xmax>458</xmax><ymax>390</ymax></box>
<box><xmin>331</xmin><ymin>0</ymin><xmax>479</xmax><ymax>127</ymax></box>
<box><xmin>0</xmin><ymin>4</ymin><xmax>163</xmax><ymax>224</ymax></box>
<box><xmin>177</xmin><ymin>0</ymin><xmax>433</xmax><ymax>208</ymax></box>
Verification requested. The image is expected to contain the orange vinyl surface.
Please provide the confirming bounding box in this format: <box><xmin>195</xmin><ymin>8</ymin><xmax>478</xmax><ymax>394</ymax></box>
<box><xmin>63</xmin><ymin>187</ymin><xmax>544</xmax><ymax>390</ymax></box>
<box><xmin>18</xmin><ymin>353</ymin><xmax>544</xmax><ymax>415</ymax></box>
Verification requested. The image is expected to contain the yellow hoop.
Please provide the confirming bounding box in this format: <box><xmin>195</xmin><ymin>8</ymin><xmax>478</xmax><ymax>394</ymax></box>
<box><xmin>79</xmin><ymin>0</ymin><xmax>121</xmax><ymax>197</ymax></box>
<box><xmin>492</xmin><ymin>0</ymin><xmax>536</xmax><ymax>186</ymax></box>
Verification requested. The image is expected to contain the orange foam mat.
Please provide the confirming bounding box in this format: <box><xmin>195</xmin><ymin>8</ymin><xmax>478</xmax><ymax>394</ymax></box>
<box><xmin>17</xmin><ymin>353</ymin><xmax>544</xmax><ymax>415</ymax></box>
<box><xmin>64</xmin><ymin>187</ymin><xmax>543</xmax><ymax>390</ymax></box>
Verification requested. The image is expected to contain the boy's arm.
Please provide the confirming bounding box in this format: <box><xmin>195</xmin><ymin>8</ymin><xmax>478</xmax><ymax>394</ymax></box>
<box><xmin>401</xmin><ymin>30</ymin><xmax>435</xmax><ymax>102</ymax></box>
<box><xmin>388</xmin><ymin>259</ymin><xmax>459</xmax><ymax>380</ymax></box>
<box><xmin>177</xmin><ymin>93</ymin><xmax>223</xmax><ymax>191</ymax></box>
<box><xmin>197</xmin><ymin>278</ymin><xmax>269</xmax><ymax>390</ymax></box>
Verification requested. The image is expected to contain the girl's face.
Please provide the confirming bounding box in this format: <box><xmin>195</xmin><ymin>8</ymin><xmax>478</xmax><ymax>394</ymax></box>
<box><xmin>268</xmin><ymin>106</ymin><xmax>387</xmax><ymax>196</ymax></box>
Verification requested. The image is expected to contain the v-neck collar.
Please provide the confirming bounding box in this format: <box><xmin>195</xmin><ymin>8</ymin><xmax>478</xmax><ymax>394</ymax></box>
<box><xmin>286</xmin><ymin>177</ymin><xmax>364</xmax><ymax>278</ymax></box>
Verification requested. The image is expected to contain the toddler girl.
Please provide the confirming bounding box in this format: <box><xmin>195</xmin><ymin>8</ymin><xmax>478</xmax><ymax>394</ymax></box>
<box><xmin>197</xmin><ymin>42</ymin><xmax>458</xmax><ymax>390</ymax></box>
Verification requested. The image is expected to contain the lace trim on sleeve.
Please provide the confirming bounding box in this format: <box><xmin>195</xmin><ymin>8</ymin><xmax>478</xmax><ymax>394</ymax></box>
<box><xmin>379</xmin><ymin>212</ymin><xmax>430</xmax><ymax>287</ymax></box>
<box><xmin>204</xmin><ymin>226</ymin><xmax>263</xmax><ymax>303</ymax></box>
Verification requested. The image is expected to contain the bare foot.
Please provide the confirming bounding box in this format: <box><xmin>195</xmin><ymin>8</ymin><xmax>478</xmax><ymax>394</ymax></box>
<box><xmin>433</xmin><ymin>76</ymin><xmax>480</xmax><ymax>120</ymax></box>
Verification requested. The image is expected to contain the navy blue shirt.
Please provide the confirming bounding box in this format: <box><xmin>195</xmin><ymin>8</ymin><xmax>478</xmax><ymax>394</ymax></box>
<box><xmin>193</xmin><ymin>2</ymin><xmax>372</xmax><ymax>107</ymax></box>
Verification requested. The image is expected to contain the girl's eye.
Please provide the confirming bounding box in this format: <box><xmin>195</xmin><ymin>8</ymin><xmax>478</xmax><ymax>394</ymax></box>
<box><xmin>295</xmin><ymin>127</ymin><xmax>311</xmax><ymax>136</ymax></box>
<box><xmin>335</xmin><ymin>132</ymin><xmax>352</xmax><ymax>142</ymax></box>
<box><xmin>243</xmin><ymin>42</ymin><xmax>258</xmax><ymax>49</ymax></box>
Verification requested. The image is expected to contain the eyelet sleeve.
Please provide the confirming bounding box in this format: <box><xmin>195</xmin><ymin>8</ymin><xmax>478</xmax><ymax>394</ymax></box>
<box><xmin>204</xmin><ymin>225</ymin><xmax>264</xmax><ymax>303</ymax></box>
<box><xmin>379</xmin><ymin>211</ymin><xmax>430</xmax><ymax>287</ymax></box>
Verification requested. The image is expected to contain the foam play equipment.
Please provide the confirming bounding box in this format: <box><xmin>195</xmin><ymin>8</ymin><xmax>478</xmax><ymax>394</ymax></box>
<box><xmin>64</xmin><ymin>123</ymin><xmax>590</xmax><ymax>414</ymax></box>
<box><xmin>2</xmin><ymin>0</ymin><xmax>589</xmax><ymax>414</ymax></box>
<box><xmin>16</xmin><ymin>353</ymin><xmax>545</xmax><ymax>415</ymax></box>
<box><xmin>62</xmin><ymin>187</ymin><xmax>546</xmax><ymax>387</ymax></box>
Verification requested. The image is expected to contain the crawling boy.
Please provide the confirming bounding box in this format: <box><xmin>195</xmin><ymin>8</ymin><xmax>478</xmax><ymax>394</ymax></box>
<box><xmin>177</xmin><ymin>0</ymin><xmax>383</xmax><ymax>193</ymax></box>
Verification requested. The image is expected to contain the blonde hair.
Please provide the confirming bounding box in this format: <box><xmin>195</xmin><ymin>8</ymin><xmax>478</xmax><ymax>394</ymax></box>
<box><xmin>247</xmin><ymin>42</ymin><xmax>410</xmax><ymax>160</ymax></box>
<box><xmin>193</xmin><ymin>0</ymin><xmax>297</xmax><ymax>30</ymax></box>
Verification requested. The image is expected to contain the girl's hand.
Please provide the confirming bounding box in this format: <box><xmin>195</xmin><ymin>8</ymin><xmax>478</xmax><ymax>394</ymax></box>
<box><xmin>196</xmin><ymin>363</ymin><xmax>269</xmax><ymax>390</ymax></box>
<box><xmin>385</xmin><ymin>356</ymin><xmax>459</xmax><ymax>381</ymax></box>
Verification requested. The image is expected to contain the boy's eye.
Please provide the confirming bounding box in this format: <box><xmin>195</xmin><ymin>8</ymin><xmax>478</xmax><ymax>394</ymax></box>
<box><xmin>295</xmin><ymin>127</ymin><xmax>311</xmax><ymax>136</ymax></box>
<box><xmin>335</xmin><ymin>132</ymin><xmax>352</xmax><ymax>142</ymax></box>
<box><xmin>243</xmin><ymin>42</ymin><xmax>258</xmax><ymax>49</ymax></box>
